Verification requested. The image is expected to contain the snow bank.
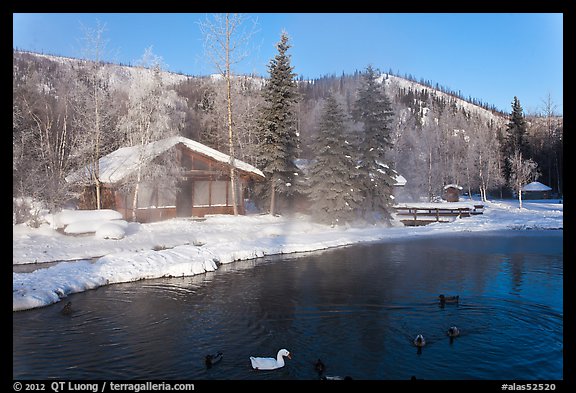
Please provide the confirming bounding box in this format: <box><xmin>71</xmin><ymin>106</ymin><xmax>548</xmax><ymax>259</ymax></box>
<box><xmin>49</xmin><ymin>209</ymin><xmax>123</xmax><ymax>229</ymax></box>
<box><xmin>64</xmin><ymin>219</ymin><xmax>128</xmax><ymax>234</ymax></box>
<box><xmin>13</xmin><ymin>245</ymin><xmax>219</xmax><ymax>312</ymax></box>
<box><xmin>46</xmin><ymin>209</ymin><xmax>128</xmax><ymax>239</ymax></box>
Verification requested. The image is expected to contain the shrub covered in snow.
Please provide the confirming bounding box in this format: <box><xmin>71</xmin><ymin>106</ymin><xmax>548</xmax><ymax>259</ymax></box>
<box><xmin>49</xmin><ymin>209</ymin><xmax>123</xmax><ymax>229</ymax></box>
<box><xmin>13</xmin><ymin>197</ymin><xmax>50</xmax><ymax>227</ymax></box>
<box><xmin>44</xmin><ymin>209</ymin><xmax>127</xmax><ymax>239</ymax></box>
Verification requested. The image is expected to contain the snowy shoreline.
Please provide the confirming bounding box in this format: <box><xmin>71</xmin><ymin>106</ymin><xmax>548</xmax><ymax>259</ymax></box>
<box><xmin>13</xmin><ymin>199</ymin><xmax>563</xmax><ymax>312</ymax></box>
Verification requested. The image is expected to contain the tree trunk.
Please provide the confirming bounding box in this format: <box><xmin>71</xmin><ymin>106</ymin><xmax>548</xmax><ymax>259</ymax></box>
<box><xmin>555</xmin><ymin>154</ymin><xmax>561</xmax><ymax>196</ymax></box>
<box><xmin>227</xmin><ymin>71</ymin><xmax>238</xmax><ymax>216</ymax></box>
<box><xmin>131</xmin><ymin>165</ymin><xmax>143</xmax><ymax>222</ymax></box>
<box><xmin>95</xmin><ymin>181</ymin><xmax>102</xmax><ymax>210</ymax></box>
<box><xmin>427</xmin><ymin>149</ymin><xmax>433</xmax><ymax>202</ymax></box>
<box><xmin>93</xmin><ymin>75</ymin><xmax>102</xmax><ymax>210</ymax></box>
<box><xmin>270</xmin><ymin>176</ymin><xmax>276</xmax><ymax>216</ymax></box>
<box><xmin>226</xmin><ymin>14</ymin><xmax>239</xmax><ymax>216</ymax></box>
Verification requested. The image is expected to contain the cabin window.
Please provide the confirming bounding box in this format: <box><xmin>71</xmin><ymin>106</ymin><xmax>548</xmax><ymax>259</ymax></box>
<box><xmin>157</xmin><ymin>187</ymin><xmax>176</xmax><ymax>207</ymax></box>
<box><xmin>137</xmin><ymin>183</ymin><xmax>155</xmax><ymax>208</ymax></box>
<box><xmin>211</xmin><ymin>181</ymin><xmax>230</xmax><ymax>206</ymax></box>
<box><xmin>136</xmin><ymin>182</ymin><xmax>176</xmax><ymax>208</ymax></box>
<box><xmin>193</xmin><ymin>180</ymin><xmax>210</xmax><ymax>207</ymax></box>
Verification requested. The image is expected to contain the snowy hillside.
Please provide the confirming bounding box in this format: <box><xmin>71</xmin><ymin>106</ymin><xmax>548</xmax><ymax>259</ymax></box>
<box><xmin>377</xmin><ymin>73</ymin><xmax>507</xmax><ymax>127</ymax></box>
<box><xmin>15</xmin><ymin>50</ymin><xmax>507</xmax><ymax>126</ymax></box>
<box><xmin>14</xmin><ymin>50</ymin><xmax>192</xmax><ymax>88</ymax></box>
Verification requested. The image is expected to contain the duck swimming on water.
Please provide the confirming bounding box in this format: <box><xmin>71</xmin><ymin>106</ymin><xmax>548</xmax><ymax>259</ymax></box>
<box><xmin>314</xmin><ymin>359</ymin><xmax>326</xmax><ymax>375</ymax></box>
<box><xmin>205</xmin><ymin>352</ymin><xmax>223</xmax><ymax>368</ymax></box>
<box><xmin>321</xmin><ymin>375</ymin><xmax>353</xmax><ymax>380</ymax></box>
<box><xmin>439</xmin><ymin>294</ymin><xmax>459</xmax><ymax>305</ymax></box>
<box><xmin>413</xmin><ymin>334</ymin><xmax>426</xmax><ymax>347</ymax></box>
<box><xmin>447</xmin><ymin>326</ymin><xmax>460</xmax><ymax>337</ymax></box>
<box><xmin>60</xmin><ymin>301</ymin><xmax>73</xmax><ymax>315</ymax></box>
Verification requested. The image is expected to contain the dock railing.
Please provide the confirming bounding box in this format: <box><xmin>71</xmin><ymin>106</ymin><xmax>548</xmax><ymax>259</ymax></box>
<box><xmin>394</xmin><ymin>204</ymin><xmax>483</xmax><ymax>226</ymax></box>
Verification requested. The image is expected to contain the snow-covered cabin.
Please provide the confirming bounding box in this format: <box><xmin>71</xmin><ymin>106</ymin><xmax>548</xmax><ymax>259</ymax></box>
<box><xmin>521</xmin><ymin>181</ymin><xmax>552</xmax><ymax>200</ymax></box>
<box><xmin>443</xmin><ymin>184</ymin><xmax>463</xmax><ymax>202</ymax></box>
<box><xmin>66</xmin><ymin>136</ymin><xmax>265</xmax><ymax>222</ymax></box>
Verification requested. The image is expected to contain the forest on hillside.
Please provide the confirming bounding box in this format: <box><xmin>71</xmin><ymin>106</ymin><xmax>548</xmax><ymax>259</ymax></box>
<box><xmin>13</xmin><ymin>47</ymin><xmax>563</xmax><ymax>224</ymax></box>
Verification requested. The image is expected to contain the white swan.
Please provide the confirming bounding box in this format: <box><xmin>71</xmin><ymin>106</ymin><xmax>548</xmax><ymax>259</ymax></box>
<box><xmin>250</xmin><ymin>349</ymin><xmax>291</xmax><ymax>370</ymax></box>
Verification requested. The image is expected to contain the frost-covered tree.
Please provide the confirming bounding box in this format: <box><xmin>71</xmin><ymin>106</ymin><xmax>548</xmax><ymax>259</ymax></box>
<box><xmin>351</xmin><ymin>66</ymin><xmax>396</xmax><ymax>222</ymax></box>
<box><xmin>116</xmin><ymin>47</ymin><xmax>186</xmax><ymax>220</ymax></box>
<box><xmin>529</xmin><ymin>94</ymin><xmax>562</xmax><ymax>196</ymax></box>
<box><xmin>508</xmin><ymin>150</ymin><xmax>539</xmax><ymax>209</ymax></box>
<box><xmin>255</xmin><ymin>31</ymin><xmax>301</xmax><ymax>215</ymax></box>
<box><xmin>13</xmin><ymin>57</ymin><xmax>78</xmax><ymax>211</ymax></box>
<box><xmin>199</xmin><ymin>13</ymin><xmax>258</xmax><ymax>215</ymax></box>
<box><xmin>71</xmin><ymin>21</ymin><xmax>118</xmax><ymax>209</ymax></box>
<box><xmin>306</xmin><ymin>94</ymin><xmax>363</xmax><ymax>225</ymax></box>
<box><xmin>467</xmin><ymin>118</ymin><xmax>504</xmax><ymax>202</ymax></box>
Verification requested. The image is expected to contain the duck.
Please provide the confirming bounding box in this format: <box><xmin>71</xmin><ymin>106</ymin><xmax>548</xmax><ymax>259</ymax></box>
<box><xmin>314</xmin><ymin>359</ymin><xmax>326</xmax><ymax>375</ymax></box>
<box><xmin>321</xmin><ymin>376</ymin><xmax>353</xmax><ymax>380</ymax></box>
<box><xmin>447</xmin><ymin>326</ymin><xmax>460</xmax><ymax>337</ymax></box>
<box><xmin>205</xmin><ymin>351</ymin><xmax>223</xmax><ymax>368</ymax></box>
<box><xmin>439</xmin><ymin>294</ymin><xmax>459</xmax><ymax>305</ymax></box>
<box><xmin>60</xmin><ymin>301</ymin><xmax>73</xmax><ymax>315</ymax></box>
<box><xmin>250</xmin><ymin>349</ymin><xmax>291</xmax><ymax>370</ymax></box>
<box><xmin>413</xmin><ymin>334</ymin><xmax>426</xmax><ymax>347</ymax></box>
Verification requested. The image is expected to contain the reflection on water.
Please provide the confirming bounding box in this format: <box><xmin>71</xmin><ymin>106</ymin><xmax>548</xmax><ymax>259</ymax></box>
<box><xmin>13</xmin><ymin>230</ymin><xmax>563</xmax><ymax>380</ymax></box>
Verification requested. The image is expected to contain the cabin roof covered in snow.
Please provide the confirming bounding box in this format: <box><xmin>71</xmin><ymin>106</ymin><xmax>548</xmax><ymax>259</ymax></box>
<box><xmin>443</xmin><ymin>184</ymin><xmax>463</xmax><ymax>190</ymax></box>
<box><xmin>522</xmin><ymin>181</ymin><xmax>552</xmax><ymax>191</ymax></box>
<box><xmin>66</xmin><ymin>136</ymin><xmax>265</xmax><ymax>184</ymax></box>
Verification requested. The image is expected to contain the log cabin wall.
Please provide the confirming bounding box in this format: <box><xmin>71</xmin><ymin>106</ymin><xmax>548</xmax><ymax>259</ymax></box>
<box><xmin>109</xmin><ymin>144</ymin><xmax>253</xmax><ymax>222</ymax></box>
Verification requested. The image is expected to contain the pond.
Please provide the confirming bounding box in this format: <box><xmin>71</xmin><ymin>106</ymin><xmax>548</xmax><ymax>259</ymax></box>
<box><xmin>13</xmin><ymin>230</ymin><xmax>563</xmax><ymax>380</ymax></box>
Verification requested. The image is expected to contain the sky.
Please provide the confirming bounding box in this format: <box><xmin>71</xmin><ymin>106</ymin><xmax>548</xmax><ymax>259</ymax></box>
<box><xmin>13</xmin><ymin>198</ymin><xmax>563</xmax><ymax>311</ymax></box>
<box><xmin>13</xmin><ymin>13</ymin><xmax>563</xmax><ymax>115</ymax></box>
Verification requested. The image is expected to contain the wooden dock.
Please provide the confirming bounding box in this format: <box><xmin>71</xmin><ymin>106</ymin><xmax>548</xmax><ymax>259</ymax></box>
<box><xmin>394</xmin><ymin>203</ymin><xmax>484</xmax><ymax>226</ymax></box>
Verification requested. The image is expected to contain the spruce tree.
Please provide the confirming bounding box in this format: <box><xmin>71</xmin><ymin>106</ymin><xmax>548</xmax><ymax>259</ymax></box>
<box><xmin>256</xmin><ymin>31</ymin><xmax>300</xmax><ymax>215</ymax></box>
<box><xmin>505</xmin><ymin>96</ymin><xmax>529</xmax><ymax>156</ymax></box>
<box><xmin>306</xmin><ymin>94</ymin><xmax>363</xmax><ymax>225</ymax></box>
<box><xmin>502</xmin><ymin>96</ymin><xmax>529</xmax><ymax>184</ymax></box>
<box><xmin>351</xmin><ymin>65</ymin><xmax>396</xmax><ymax>223</ymax></box>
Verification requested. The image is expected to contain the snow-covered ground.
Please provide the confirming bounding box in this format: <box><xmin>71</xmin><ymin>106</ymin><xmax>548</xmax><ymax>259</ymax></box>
<box><xmin>13</xmin><ymin>199</ymin><xmax>563</xmax><ymax>312</ymax></box>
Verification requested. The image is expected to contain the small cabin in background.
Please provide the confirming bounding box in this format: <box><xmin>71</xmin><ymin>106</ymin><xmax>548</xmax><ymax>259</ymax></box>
<box><xmin>521</xmin><ymin>181</ymin><xmax>552</xmax><ymax>200</ymax></box>
<box><xmin>66</xmin><ymin>136</ymin><xmax>265</xmax><ymax>222</ymax></box>
<box><xmin>443</xmin><ymin>184</ymin><xmax>463</xmax><ymax>202</ymax></box>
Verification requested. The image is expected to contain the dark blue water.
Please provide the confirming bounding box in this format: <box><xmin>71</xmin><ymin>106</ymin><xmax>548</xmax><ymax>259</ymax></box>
<box><xmin>13</xmin><ymin>230</ymin><xmax>563</xmax><ymax>380</ymax></box>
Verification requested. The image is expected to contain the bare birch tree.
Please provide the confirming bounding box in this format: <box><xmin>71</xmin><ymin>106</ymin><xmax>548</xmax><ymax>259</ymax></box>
<box><xmin>116</xmin><ymin>47</ymin><xmax>186</xmax><ymax>221</ymax></box>
<box><xmin>198</xmin><ymin>13</ymin><xmax>258</xmax><ymax>215</ymax></box>
<box><xmin>508</xmin><ymin>150</ymin><xmax>539</xmax><ymax>209</ymax></box>
<box><xmin>72</xmin><ymin>21</ymin><xmax>116</xmax><ymax>210</ymax></box>
<box><xmin>540</xmin><ymin>93</ymin><xmax>562</xmax><ymax>195</ymax></box>
<box><xmin>473</xmin><ymin>120</ymin><xmax>504</xmax><ymax>202</ymax></box>
<box><xmin>13</xmin><ymin>52</ymin><xmax>81</xmax><ymax>213</ymax></box>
